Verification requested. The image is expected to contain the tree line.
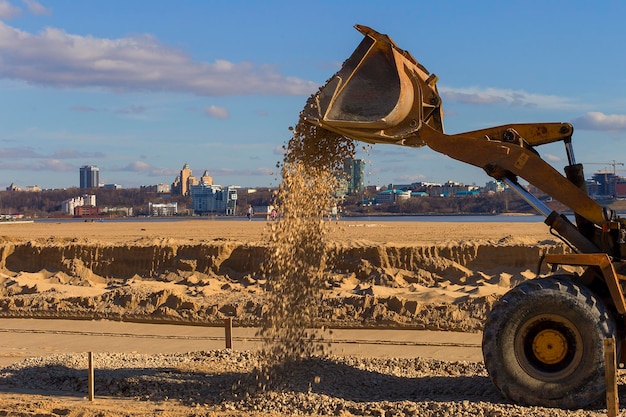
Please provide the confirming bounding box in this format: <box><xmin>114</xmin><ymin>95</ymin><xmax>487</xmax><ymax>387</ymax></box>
<box><xmin>343</xmin><ymin>191</ymin><xmax>535</xmax><ymax>215</ymax></box>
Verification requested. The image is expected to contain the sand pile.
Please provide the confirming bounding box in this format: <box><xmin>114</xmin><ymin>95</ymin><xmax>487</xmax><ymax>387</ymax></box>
<box><xmin>0</xmin><ymin>226</ymin><xmax>566</xmax><ymax>332</ymax></box>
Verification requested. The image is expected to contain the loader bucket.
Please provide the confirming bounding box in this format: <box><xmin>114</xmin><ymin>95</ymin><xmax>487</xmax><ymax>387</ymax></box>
<box><xmin>302</xmin><ymin>25</ymin><xmax>444</xmax><ymax>147</ymax></box>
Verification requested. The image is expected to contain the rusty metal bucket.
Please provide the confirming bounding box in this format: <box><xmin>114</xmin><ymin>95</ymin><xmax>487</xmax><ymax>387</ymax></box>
<box><xmin>302</xmin><ymin>25</ymin><xmax>444</xmax><ymax>147</ymax></box>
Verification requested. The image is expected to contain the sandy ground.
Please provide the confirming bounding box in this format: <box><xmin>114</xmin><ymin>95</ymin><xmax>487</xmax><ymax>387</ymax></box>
<box><xmin>0</xmin><ymin>319</ymin><xmax>482</xmax><ymax>367</ymax></box>
<box><xmin>0</xmin><ymin>218</ymin><xmax>585</xmax><ymax>416</ymax></box>
<box><xmin>0</xmin><ymin>216</ymin><xmax>554</xmax><ymax>245</ymax></box>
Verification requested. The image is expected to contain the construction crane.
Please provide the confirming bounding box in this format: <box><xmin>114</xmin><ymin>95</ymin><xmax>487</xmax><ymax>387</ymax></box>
<box><xmin>583</xmin><ymin>160</ymin><xmax>624</xmax><ymax>175</ymax></box>
<box><xmin>582</xmin><ymin>161</ymin><xmax>624</xmax><ymax>198</ymax></box>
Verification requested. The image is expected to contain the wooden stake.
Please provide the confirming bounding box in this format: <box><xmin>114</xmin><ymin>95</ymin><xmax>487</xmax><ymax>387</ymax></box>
<box><xmin>604</xmin><ymin>338</ymin><xmax>618</xmax><ymax>417</ymax></box>
<box><xmin>225</xmin><ymin>317</ymin><xmax>233</xmax><ymax>349</ymax></box>
<box><xmin>88</xmin><ymin>352</ymin><xmax>94</xmax><ymax>402</ymax></box>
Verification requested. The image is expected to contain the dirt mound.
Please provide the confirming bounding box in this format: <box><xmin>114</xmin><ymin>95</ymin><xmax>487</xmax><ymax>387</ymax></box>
<box><xmin>0</xmin><ymin>238</ymin><xmax>567</xmax><ymax>331</ymax></box>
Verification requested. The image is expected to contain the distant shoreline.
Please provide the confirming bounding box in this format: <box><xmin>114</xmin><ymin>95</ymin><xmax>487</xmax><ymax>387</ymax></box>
<box><xmin>0</xmin><ymin>220</ymin><xmax>34</xmax><ymax>224</ymax></box>
<box><xmin>28</xmin><ymin>213</ymin><xmax>548</xmax><ymax>224</ymax></box>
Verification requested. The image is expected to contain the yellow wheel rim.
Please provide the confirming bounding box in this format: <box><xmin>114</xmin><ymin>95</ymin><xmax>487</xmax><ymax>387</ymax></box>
<box><xmin>532</xmin><ymin>329</ymin><xmax>568</xmax><ymax>365</ymax></box>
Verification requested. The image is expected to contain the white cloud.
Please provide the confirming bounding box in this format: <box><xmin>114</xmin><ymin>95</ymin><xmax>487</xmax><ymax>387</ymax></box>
<box><xmin>571</xmin><ymin>112</ymin><xmax>626</xmax><ymax>132</ymax></box>
<box><xmin>440</xmin><ymin>86</ymin><xmax>578</xmax><ymax>110</ymax></box>
<box><xmin>0</xmin><ymin>21</ymin><xmax>318</xmax><ymax>96</ymax></box>
<box><xmin>0</xmin><ymin>146</ymin><xmax>39</xmax><ymax>158</ymax></box>
<box><xmin>0</xmin><ymin>0</ymin><xmax>20</xmax><ymax>19</ymax></box>
<box><xmin>117</xmin><ymin>161</ymin><xmax>178</xmax><ymax>178</ymax></box>
<box><xmin>440</xmin><ymin>90</ymin><xmax>506</xmax><ymax>105</ymax></box>
<box><xmin>544</xmin><ymin>153</ymin><xmax>562</xmax><ymax>163</ymax></box>
<box><xmin>52</xmin><ymin>149</ymin><xmax>104</xmax><ymax>159</ymax></box>
<box><xmin>392</xmin><ymin>174</ymin><xmax>427</xmax><ymax>183</ymax></box>
<box><xmin>22</xmin><ymin>0</ymin><xmax>49</xmax><ymax>15</ymax></box>
<box><xmin>122</xmin><ymin>161</ymin><xmax>151</xmax><ymax>172</ymax></box>
<box><xmin>35</xmin><ymin>159</ymin><xmax>73</xmax><ymax>171</ymax></box>
<box><xmin>273</xmin><ymin>145</ymin><xmax>286</xmax><ymax>155</ymax></box>
<box><xmin>147</xmin><ymin>167</ymin><xmax>178</xmax><ymax>177</ymax></box>
<box><xmin>0</xmin><ymin>158</ymin><xmax>74</xmax><ymax>172</ymax></box>
<box><xmin>0</xmin><ymin>146</ymin><xmax>103</xmax><ymax>159</ymax></box>
<box><xmin>204</xmin><ymin>105</ymin><xmax>229</xmax><ymax>119</ymax></box>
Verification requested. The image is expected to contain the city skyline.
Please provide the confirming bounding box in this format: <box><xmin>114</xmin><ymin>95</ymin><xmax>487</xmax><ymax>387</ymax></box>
<box><xmin>1</xmin><ymin>2</ymin><xmax>626</xmax><ymax>190</ymax></box>
<box><xmin>8</xmin><ymin>156</ymin><xmax>626</xmax><ymax>193</ymax></box>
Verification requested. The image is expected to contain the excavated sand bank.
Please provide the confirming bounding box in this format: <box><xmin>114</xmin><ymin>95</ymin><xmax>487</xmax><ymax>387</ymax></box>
<box><xmin>0</xmin><ymin>219</ymin><xmax>565</xmax><ymax>331</ymax></box>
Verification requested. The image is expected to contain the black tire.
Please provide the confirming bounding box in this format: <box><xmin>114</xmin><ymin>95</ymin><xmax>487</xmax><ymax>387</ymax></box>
<box><xmin>482</xmin><ymin>276</ymin><xmax>616</xmax><ymax>409</ymax></box>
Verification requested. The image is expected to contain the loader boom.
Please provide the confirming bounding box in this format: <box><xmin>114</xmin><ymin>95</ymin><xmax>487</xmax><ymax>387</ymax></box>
<box><xmin>302</xmin><ymin>24</ymin><xmax>623</xmax><ymax>256</ymax></box>
<box><xmin>302</xmin><ymin>24</ymin><xmax>626</xmax><ymax>409</ymax></box>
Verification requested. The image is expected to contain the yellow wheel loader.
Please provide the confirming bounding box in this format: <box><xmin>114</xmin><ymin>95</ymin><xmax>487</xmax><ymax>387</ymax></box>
<box><xmin>303</xmin><ymin>25</ymin><xmax>626</xmax><ymax>409</ymax></box>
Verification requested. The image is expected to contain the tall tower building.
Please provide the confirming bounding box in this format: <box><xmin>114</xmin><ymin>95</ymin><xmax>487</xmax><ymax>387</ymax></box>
<box><xmin>79</xmin><ymin>165</ymin><xmax>100</xmax><ymax>189</ymax></box>
<box><xmin>344</xmin><ymin>158</ymin><xmax>365</xmax><ymax>194</ymax></box>
<box><xmin>180</xmin><ymin>163</ymin><xmax>192</xmax><ymax>194</ymax></box>
<box><xmin>201</xmin><ymin>170</ymin><xmax>213</xmax><ymax>185</ymax></box>
<box><xmin>179</xmin><ymin>163</ymin><xmax>195</xmax><ymax>196</ymax></box>
<box><xmin>172</xmin><ymin>163</ymin><xmax>198</xmax><ymax>196</ymax></box>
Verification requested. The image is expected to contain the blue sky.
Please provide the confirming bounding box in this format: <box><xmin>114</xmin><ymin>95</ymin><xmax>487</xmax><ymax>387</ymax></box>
<box><xmin>1</xmin><ymin>1</ymin><xmax>626</xmax><ymax>190</ymax></box>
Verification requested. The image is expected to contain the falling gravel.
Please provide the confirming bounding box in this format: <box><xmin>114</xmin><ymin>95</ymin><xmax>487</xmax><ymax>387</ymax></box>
<box><xmin>257</xmin><ymin>113</ymin><xmax>354</xmax><ymax>368</ymax></box>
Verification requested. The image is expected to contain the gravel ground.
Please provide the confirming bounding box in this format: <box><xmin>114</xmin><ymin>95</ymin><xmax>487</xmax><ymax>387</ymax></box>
<box><xmin>0</xmin><ymin>350</ymin><xmax>621</xmax><ymax>416</ymax></box>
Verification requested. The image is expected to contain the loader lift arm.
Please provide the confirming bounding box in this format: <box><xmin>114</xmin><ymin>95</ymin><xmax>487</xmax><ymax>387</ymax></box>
<box><xmin>301</xmin><ymin>24</ymin><xmax>626</xmax><ymax>409</ymax></box>
<box><xmin>411</xmin><ymin>122</ymin><xmax>606</xmax><ymax>254</ymax></box>
<box><xmin>302</xmin><ymin>24</ymin><xmax>620</xmax><ymax>256</ymax></box>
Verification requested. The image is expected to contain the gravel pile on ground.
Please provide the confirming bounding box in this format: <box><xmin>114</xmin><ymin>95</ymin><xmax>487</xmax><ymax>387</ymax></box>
<box><xmin>0</xmin><ymin>349</ymin><xmax>617</xmax><ymax>416</ymax></box>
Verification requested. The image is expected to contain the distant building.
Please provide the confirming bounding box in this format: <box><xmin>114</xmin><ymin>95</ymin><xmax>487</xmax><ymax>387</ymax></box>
<box><xmin>484</xmin><ymin>180</ymin><xmax>506</xmax><ymax>193</ymax></box>
<box><xmin>336</xmin><ymin>177</ymin><xmax>349</xmax><ymax>196</ymax></box>
<box><xmin>616</xmin><ymin>179</ymin><xmax>626</xmax><ymax>198</ymax></box>
<box><xmin>253</xmin><ymin>205</ymin><xmax>277</xmax><ymax>219</ymax></box>
<box><xmin>83</xmin><ymin>194</ymin><xmax>96</xmax><ymax>206</ymax></box>
<box><xmin>25</xmin><ymin>185</ymin><xmax>41</xmax><ymax>192</ymax></box>
<box><xmin>344</xmin><ymin>158</ymin><xmax>365</xmax><ymax>194</ymax></box>
<box><xmin>200</xmin><ymin>170</ymin><xmax>213</xmax><ymax>185</ymax></box>
<box><xmin>149</xmin><ymin>202</ymin><xmax>178</xmax><ymax>216</ymax></box>
<box><xmin>101</xmin><ymin>206</ymin><xmax>133</xmax><ymax>217</ymax></box>
<box><xmin>592</xmin><ymin>171</ymin><xmax>618</xmax><ymax>198</ymax></box>
<box><xmin>439</xmin><ymin>181</ymin><xmax>479</xmax><ymax>197</ymax></box>
<box><xmin>101</xmin><ymin>183</ymin><xmax>122</xmax><ymax>190</ymax></box>
<box><xmin>190</xmin><ymin>184</ymin><xmax>238</xmax><ymax>215</ymax></box>
<box><xmin>141</xmin><ymin>183</ymin><xmax>172</xmax><ymax>194</ymax></box>
<box><xmin>375</xmin><ymin>189</ymin><xmax>410</xmax><ymax>204</ymax></box>
<box><xmin>5</xmin><ymin>183</ymin><xmax>21</xmax><ymax>191</ymax></box>
<box><xmin>365</xmin><ymin>185</ymin><xmax>381</xmax><ymax>194</ymax></box>
<box><xmin>157</xmin><ymin>183</ymin><xmax>171</xmax><ymax>193</ymax></box>
<box><xmin>171</xmin><ymin>163</ymin><xmax>199</xmax><ymax>196</ymax></box>
<box><xmin>585</xmin><ymin>179</ymin><xmax>602</xmax><ymax>197</ymax></box>
<box><xmin>74</xmin><ymin>205</ymin><xmax>99</xmax><ymax>217</ymax></box>
<box><xmin>62</xmin><ymin>194</ymin><xmax>96</xmax><ymax>215</ymax></box>
<box><xmin>80</xmin><ymin>165</ymin><xmax>100</xmax><ymax>189</ymax></box>
<box><xmin>62</xmin><ymin>197</ymin><xmax>82</xmax><ymax>214</ymax></box>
